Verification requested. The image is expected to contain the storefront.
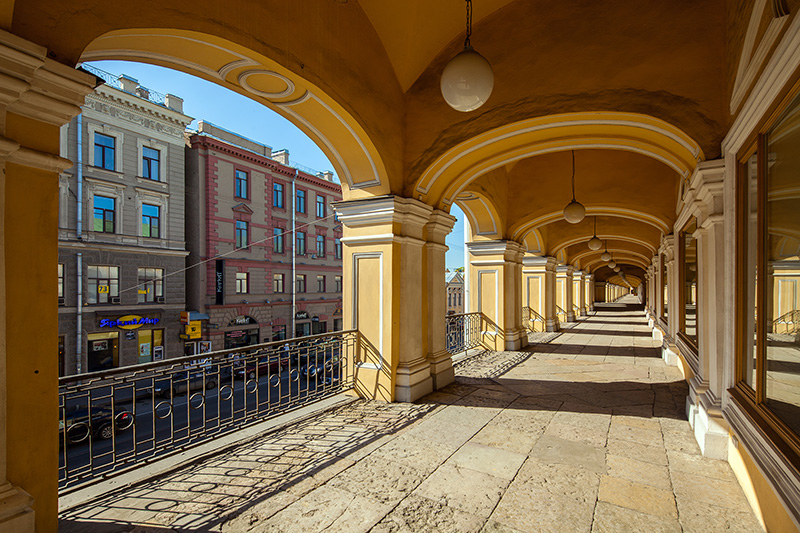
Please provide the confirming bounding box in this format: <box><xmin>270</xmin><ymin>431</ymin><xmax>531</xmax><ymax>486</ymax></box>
<box><xmin>94</xmin><ymin>313</ymin><xmax>163</xmax><ymax>369</ymax></box>
<box><xmin>295</xmin><ymin>311</ymin><xmax>311</xmax><ymax>337</ymax></box>
<box><xmin>223</xmin><ymin>315</ymin><xmax>260</xmax><ymax>349</ymax></box>
<box><xmin>311</xmin><ymin>315</ymin><xmax>327</xmax><ymax>335</ymax></box>
<box><xmin>87</xmin><ymin>332</ymin><xmax>119</xmax><ymax>372</ymax></box>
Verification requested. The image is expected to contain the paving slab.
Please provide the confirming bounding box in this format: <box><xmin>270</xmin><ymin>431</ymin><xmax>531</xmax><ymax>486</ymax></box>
<box><xmin>59</xmin><ymin>297</ymin><xmax>764</xmax><ymax>533</ymax></box>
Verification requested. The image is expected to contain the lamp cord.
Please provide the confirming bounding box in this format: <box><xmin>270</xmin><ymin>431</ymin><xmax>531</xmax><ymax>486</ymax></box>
<box><xmin>465</xmin><ymin>0</ymin><xmax>472</xmax><ymax>48</ymax></box>
<box><xmin>571</xmin><ymin>150</ymin><xmax>576</xmax><ymax>201</ymax></box>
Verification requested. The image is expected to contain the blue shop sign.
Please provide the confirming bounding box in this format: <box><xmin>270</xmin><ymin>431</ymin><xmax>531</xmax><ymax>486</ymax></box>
<box><xmin>99</xmin><ymin>315</ymin><xmax>160</xmax><ymax>330</ymax></box>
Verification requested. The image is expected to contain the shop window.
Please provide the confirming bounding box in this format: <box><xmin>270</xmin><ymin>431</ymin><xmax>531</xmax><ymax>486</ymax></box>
<box><xmin>296</xmin><ymin>231</ymin><xmax>306</xmax><ymax>255</ymax></box>
<box><xmin>297</xmin><ymin>274</ymin><xmax>306</xmax><ymax>293</ymax></box>
<box><xmin>273</xmin><ymin>273</ymin><xmax>285</xmax><ymax>293</ymax></box>
<box><xmin>93</xmin><ymin>195</ymin><xmax>116</xmax><ymax>233</ymax></box>
<box><xmin>88</xmin><ymin>332</ymin><xmax>118</xmax><ymax>372</ymax></box>
<box><xmin>317</xmin><ymin>275</ymin><xmax>326</xmax><ymax>292</ymax></box>
<box><xmin>680</xmin><ymin>219</ymin><xmax>698</xmax><ymax>347</ymax></box>
<box><xmin>142</xmin><ymin>146</ymin><xmax>160</xmax><ymax>180</ymax></box>
<box><xmin>272</xmin><ymin>325</ymin><xmax>286</xmax><ymax>341</ymax></box>
<box><xmin>273</xmin><ymin>182</ymin><xmax>284</xmax><ymax>208</ymax></box>
<box><xmin>316</xmin><ymin>235</ymin><xmax>325</xmax><ymax>257</ymax></box>
<box><xmin>137</xmin><ymin>329</ymin><xmax>163</xmax><ymax>364</ymax></box>
<box><xmin>58</xmin><ymin>263</ymin><xmax>65</xmax><ymax>306</ymax></box>
<box><xmin>333</xmin><ymin>318</ymin><xmax>343</xmax><ymax>331</ymax></box>
<box><xmin>335</xmin><ymin>238</ymin><xmax>342</xmax><ymax>259</ymax></box>
<box><xmin>58</xmin><ymin>336</ymin><xmax>65</xmax><ymax>377</ymax></box>
<box><xmin>142</xmin><ymin>203</ymin><xmax>160</xmax><ymax>238</ymax></box>
<box><xmin>235</xmin><ymin>169</ymin><xmax>249</xmax><ymax>199</ymax></box>
<box><xmin>736</xmin><ymin>89</ymin><xmax>800</xmax><ymax>446</ymax></box>
<box><xmin>87</xmin><ymin>265</ymin><xmax>119</xmax><ymax>304</ymax></box>
<box><xmin>94</xmin><ymin>132</ymin><xmax>115</xmax><ymax>171</ymax></box>
<box><xmin>138</xmin><ymin>267</ymin><xmax>164</xmax><ymax>303</ymax></box>
<box><xmin>316</xmin><ymin>194</ymin><xmax>325</xmax><ymax>217</ymax></box>
<box><xmin>235</xmin><ymin>220</ymin><xmax>249</xmax><ymax>249</ymax></box>
<box><xmin>273</xmin><ymin>228</ymin><xmax>284</xmax><ymax>253</ymax></box>
<box><xmin>297</xmin><ymin>189</ymin><xmax>306</xmax><ymax>213</ymax></box>
<box><xmin>236</xmin><ymin>271</ymin><xmax>249</xmax><ymax>294</ymax></box>
<box><xmin>335</xmin><ymin>275</ymin><xmax>342</xmax><ymax>293</ymax></box>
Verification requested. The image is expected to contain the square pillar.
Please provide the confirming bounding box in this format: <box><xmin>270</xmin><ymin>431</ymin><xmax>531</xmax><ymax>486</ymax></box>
<box><xmin>336</xmin><ymin>196</ymin><xmax>436</xmax><ymax>403</ymax></box>
<box><xmin>521</xmin><ymin>255</ymin><xmax>549</xmax><ymax>331</ymax></box>
<box><xmin>467</xmin><ymin>240</ymin><xmax>527</xmax><ymax>350</ymax></box>
<box><xmin>557</xmin><ymin>265</ymin><xmax>576</xmax><ymax>322</ymax></box>
<box><xmin>425</xmin><ymin>210</ymin><xmax>457</xmax><ymax>390</ymax></box>
<box><xmin>576</xmin><ymin>270</ymin><xmax>588</xmax><ymax>316</ymax></box>
<box><xmin>585</xmin><ymin>273</ymin><xmax>595</xmax><ymax>313</ymax></box>
<box><xmin>0</xmin><ymin>29</ymin><xmax>97</xmax><ymax>532</ymax></box>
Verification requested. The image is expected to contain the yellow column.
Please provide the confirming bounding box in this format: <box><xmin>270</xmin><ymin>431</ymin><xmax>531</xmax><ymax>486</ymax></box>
<box><xmin>336</xmin><ymin>195</ymin><xmax>444</xmax><ymax>402</ymax></box>
<box><xmin>425</xmin><ymin>210</ymin><xmax>457</xmax><ymax>390</ymax></box>
<box><xmin>576</xmin><ymin>270</ymin><xmax>587</xmax><ymax>316</ymax></box>
<box><xmin>0</xmin><ymin>30</ymin><xmax>96</xmax><ymax>532</ymax></box>
<box><xmin>585</xmin><ymin>273</ymin><xmax>595</xmax><ymax>313</ymax></box>
<box><xmin>467</xmin><ymin>240</ymin><xmax>527</xmax><ymax>350</ymax></box>
<box><xmin>521</xmin><ymin>255</ymin><xmax>547</xmax><ymax>331</ymax></box>
<box><xmin>558</xmin><ymin>265</ymin><xmax>576</xmax><ymax>322</ymax></box>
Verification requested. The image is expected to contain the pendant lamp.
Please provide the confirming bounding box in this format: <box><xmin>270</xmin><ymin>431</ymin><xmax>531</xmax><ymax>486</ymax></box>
<box><xmin>587</xmin><ymin>217</ymin><xmax>602</xmax><ymax>250</ymax></box>
<box><xmin>563</xmin><ymin>150</ymin><xmax>585</xmax><ymax>224</ymax></box>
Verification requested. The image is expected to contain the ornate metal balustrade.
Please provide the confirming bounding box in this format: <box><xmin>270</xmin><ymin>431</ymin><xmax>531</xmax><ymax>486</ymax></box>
<box><xmin>556</xmin><ymin>305</ymin><xmax>568</xmax><ymax>324</ymax></box>
<box><xmin>774</xmin><ymin>309</ymin><xmax>800</xmax><ymax>335</ymax></box>
<box><xmin>445</xmin><ymin>312</ymin><xmax>485</xmax><ymax>356</ymax></box>
<box><xmin>522</xmin><ymin>306</ymin><xmax>546</xmax><ymax>332</ymax></box>
<box><xmin>58</xmin><ymin>330</ymin><xmax>357</xmax><ymax>492</ymax></box>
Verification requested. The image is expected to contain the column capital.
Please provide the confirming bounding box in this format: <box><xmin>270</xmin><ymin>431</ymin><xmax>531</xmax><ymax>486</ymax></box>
<box><xmin>556</xmin><ymin>264</ymin><xmax>575</xmax><ymax>276</ymax></box>
<box><xmin>425</xmin><ymin>208</ymin><xmax>457</xmax><ymax>245</ymax></box>
<box><xmin>467</xmin><ymin>239</ymin><xmax>524</xmax><ymax>263</ymax></box>
<box><xmin>334</xmin><ymin>195</ymin><xmax>435</xmax><ymax>246</ymax></box>
<box><xmin>522</xmin><ymin>254</ymin><xmax>557</xmax><ymax>271</ymax></box>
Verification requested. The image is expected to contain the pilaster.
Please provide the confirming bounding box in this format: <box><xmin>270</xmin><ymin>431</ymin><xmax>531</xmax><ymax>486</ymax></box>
<box><xmin>557</xmin><ymin>265</ymin><xmax>576</xmax><ymax>322</ymax></box>
<box><xmin>576</xmin><ymin>270</ymin><xmax>588</xmax><ymax>316</ymax></box>
<box><xmin>425</xmin><ymin>209</ymin><xmax>457</xmax><ymax>390</ymax></box>
<box><xmin>523</xmin><ymin>255</ymin><xmax>559</xmax><ymax>331</ymax></box>
<box><xmin>468</xmin><ymin>240</ymin><xmax>527</xmax><ymax>350</ymax></box>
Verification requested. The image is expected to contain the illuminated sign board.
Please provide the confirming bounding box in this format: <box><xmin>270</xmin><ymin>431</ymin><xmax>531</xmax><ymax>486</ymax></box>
<box><xmin>99</xmin><ymin>315</ymin><xmax>160</xmax><ymax>330</ymax></box>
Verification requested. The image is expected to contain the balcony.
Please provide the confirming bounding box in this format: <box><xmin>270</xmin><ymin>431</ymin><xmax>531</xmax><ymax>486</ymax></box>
<box><xmin>58</xmin><ymin>298</ymin><xmax>761</xmax><ymax>532</ymax></box>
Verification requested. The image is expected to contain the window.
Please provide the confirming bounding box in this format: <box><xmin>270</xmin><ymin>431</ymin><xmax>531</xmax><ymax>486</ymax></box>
<box><xmin>273</xmin><ymin>228</ymin><xmax>284</xmax><ymax>253</ymax></box>
<box><xmin>316</xmin><ymin>195</ymin><xmax>325</xmax><ymax>217</ymax></box>
<box><xmin>736</xmin><ymin>90</ymin><xmax>800</xmax><ymax>444</ymax></box>
<box><xmin>142</xmin><ymin>146</ymin><xmax>160</xmax><ymax>180</ymax></box>
<box><xmin>235</xmin><ymin>169</ymin><xmax>248</xmax><ymax>199</ymax></box>
<box><xmin>137</xmin><ymin>267</ymin><xmax>164</xmax><ymax>303</ymax></box>
<box><xmin>296</xmin><ymin>231</ymin><xmax>306</xmax><ymax>255</ymax></box>
<box><xmin>236</xmin><ymin>272</ymin><xmax>249</xmax><ymax>294</ymax></box>
<box><xmin>273</xmin><ymin>182</ymin><xmax>284</xmax><ymax>208</ymax></box>
<box><xmin>335</xmin><ymin>275</ymin><xmax>342</xmax><ymax>293</ymax></box>
<box><xmin>93</xmin><ymin>195</ymin><xmax>115</xmax><ymax>233</ymax></box>
<box><xmin>296</xmin><ymin>274</ymin><xmax>306</xmax><ymax>293</ymax></box>
<box><xmin>680</xmin><ymin>219</ymin><xmax>698</xmax><ymax>348</ymax></box>
<box><xmin>448</xmin><ymin>293</ymin><xmax>452</xmax><ymax>307</ymax></box>
<box><xmin>458</xmin><ymin>292</ymin><xmax>462</xmax><ymax>306</ymax></box>
<box><xmin>142</xmin><ymin>204</ymin><xmax>160</xmax><ymax>238</ymax></box>
<box><xmin>316</xmin><ymin>235</ymin><xmax>326</xmax><ymax>257</ymax></box>
<box><xmin>334</xmin><ymin>238</ymin><xmax>342</xmax><ymax>259</ymax></box>
<box><xmin>273</xmin><ymin>273</ymin><xmax>285</xmax><ymax>293</ymax></box>
<box><xmin>94</xmin><ymin>133</ymin><xmax>115</xmax><ymax>171</ymax></box>
<box><xmin>58</xmin><ymin>263</ymin><xmax>64</xmax><ymax>305</ymax></box>
<box><xmin>235</xmin><ymin>220</ymin><xmax>249</xmax><ymax>249</ymax></box>
<box><xmin>661</xmin><ymin>255</ymin><xmax>668</xmax><ymax>320</ymax></box>
<box><xmin>297</xmin><ymin>189</ymin><xmax>306</xmax><ymax>213</ymax></box>
<box><xmin>317</xmin><ymin>275</ymin><xmax>326</xmax><ymax>292</ymax></box>
<box><xmin>87</xmin><ymin>265</ymin><xmax>119</xmax><ymax>305</ymax></box>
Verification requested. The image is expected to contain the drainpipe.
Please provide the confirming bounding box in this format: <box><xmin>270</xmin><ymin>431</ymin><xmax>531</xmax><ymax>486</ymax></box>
<box><xmin>76</xmin><ymin>114</ymin><xmax>84</xmax><ymax>375</ymax></box>
<box><xmin>292</xmin><ymin>168</ymin><xmax>297</xmax><ymax>339</ymax></box>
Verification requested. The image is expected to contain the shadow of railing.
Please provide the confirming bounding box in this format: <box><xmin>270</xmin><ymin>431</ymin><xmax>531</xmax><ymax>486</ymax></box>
<box><xmin>445</xmin><ymin>312</ymin><xmax>506</xmax><ymax>358</ymax></box>
<box><xmin>522</xmin><ymin>306</ymin><xmax>546</xmax><ymax>332</ymax></box>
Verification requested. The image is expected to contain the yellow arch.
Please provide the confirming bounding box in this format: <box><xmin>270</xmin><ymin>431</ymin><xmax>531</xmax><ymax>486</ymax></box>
<box><xmin>414</xmin><ymin>112</ymin><xmax>704</xmax><ymax>209</ymax></box>
<box><xmin>81</xmin><ymin>28</ymin><xmax>391</xmax><ymax>199</ymax></box>
<box><xmin>551</xmin><ymin>234</ymin><xmax>657</xmax><ymax>258</ymax></box>
<box><xmin>512</xmin><ymin>207</ymin><xmax>671</xmax><ymax>242</ymax></box>
<box><xmin>454</xmin><ymin>191</ymin><xmax>504</xmax><ymax>239</ymax></box>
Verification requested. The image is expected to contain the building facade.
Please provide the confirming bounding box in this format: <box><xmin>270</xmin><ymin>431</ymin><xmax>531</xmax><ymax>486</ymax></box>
<box><xmin>446</xmin><ymin>270</ymin><xmax>464</xmax><ymax>315</ymax></box>
<box><xmin>57</xmin><ymin>67</ymin><xmax>192</xmax><ymax>376</ymax></box>
<box><xmin>185</xmin><ymin>122</ymin><xmax>343</xmax><ymax>353</ymax></box>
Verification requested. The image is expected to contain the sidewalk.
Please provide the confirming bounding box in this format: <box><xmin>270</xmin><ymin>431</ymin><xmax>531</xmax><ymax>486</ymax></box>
<box><xmin>59</xmin><ymin>299</ymin><xmax>763</xmax><ymax>532</ymax></box>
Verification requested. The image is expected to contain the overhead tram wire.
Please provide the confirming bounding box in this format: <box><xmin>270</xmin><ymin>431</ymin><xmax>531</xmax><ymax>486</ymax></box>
<box><xmin>117</xmin><ymin>211</ymin><xmax>340</xmax><ymax>295</ymax></box>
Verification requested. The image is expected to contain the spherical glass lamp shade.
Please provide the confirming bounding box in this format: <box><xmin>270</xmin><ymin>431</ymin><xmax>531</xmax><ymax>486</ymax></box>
<box><xmin>441</xmin><ymin>47</ymin><xmax>494</xmax><ymax>112</ymax></box>
<box><xmin>608</xmin><ymin>261</ymin><xmax>617</xmax><ymax>269</ymax></box>
<box><xmin>614</xmin><ymin>266</ymin><xmax>621</xmax><ymax>272</ymax></box>
<box><xmin>562</xmin><ymin>200</ymin><xmax>586</xmax><ymax>224</ymax></box>
<box><xmin>587</xmin><ymin>236</ymin><xmax>603</xmax><ymax>251</ymax></box>
<box><xmin>600</xmin><ymin>251</ymin><xmax>612</xmax><ymax>262</ymax></box>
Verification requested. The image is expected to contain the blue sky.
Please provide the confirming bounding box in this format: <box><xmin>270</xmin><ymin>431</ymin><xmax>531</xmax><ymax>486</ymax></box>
<box><xmin>86</xmin><ymin>60</ymin><xmax>465</xmax><ymax>270</ymax></box>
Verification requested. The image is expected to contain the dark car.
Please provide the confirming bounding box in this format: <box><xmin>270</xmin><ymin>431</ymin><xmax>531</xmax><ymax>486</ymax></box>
<box><xmin>155</xmin><ymin>364</ymin><xmax>230</xmax><ymax>398</ymax></box>
<box><xmin>60</xmin><ymin>406</ymin><xmax>134</xmax><ymax>444</ymax></box>
<box><xmin>233</xmin><ymin>353</ymin><xmax>288</xmax><ymax>380</ymax></box>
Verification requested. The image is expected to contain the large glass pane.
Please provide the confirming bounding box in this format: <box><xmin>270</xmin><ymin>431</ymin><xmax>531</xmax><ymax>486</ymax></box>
<box><xmin>743</xmin><ymin>153</ymin><xmax>758</xmax><ymax>389</ymax></box>
<box><xmin>683</xmin><ymin>219</ymin><xmax>698</xmax><ymax>343</ymax></box>
<box><xmin>766</xmin><ymin>93</ymin><xmax>800</xmax><ymax>434</ymax></box>
<box><xmin>661</xmin><ymin>256</ymin><xmax>668</xmax><ymax>320</ymax></box>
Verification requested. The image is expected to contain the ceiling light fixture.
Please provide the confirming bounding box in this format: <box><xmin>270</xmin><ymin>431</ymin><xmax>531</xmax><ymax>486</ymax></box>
<box><xmin>562</xmin><ymin>150</ymin><xmax>586</xmax><ymax>224</ymax></box>
<box><xmin>588</xmin><ymin>216</ymin><xmax>602</xmax><ymax>250</ymax></box>
<box><xmin>608</xmin><ymin>260</ymin><xmax>617</xmax><ymax>269</ymax></box>
<box><xmin>600</xmin><ymin>241</ymin><xmax>611</xmax><ymax>262</ymax></box>
<box><xmin>441</xmin><ymin>0</ymin><xmax>494</xmax><ymax>112</ymax></box>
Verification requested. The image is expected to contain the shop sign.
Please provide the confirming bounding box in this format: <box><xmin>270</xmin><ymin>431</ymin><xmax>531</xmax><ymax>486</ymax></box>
<box><xmin>184</xmin><ymin>320</ymin><xmax>202</xmax><ymax>339</ymax></box>
<box><xmin>125</xmin><ymin>331</ymin><xmax>136</xmax><ymax>340</ymax></box>
<box><xmin>215</xmin><ymin>260</ymin><xmax>225</xmax><ymax>305</ymax></box>
<box><xmin>229</xmin><ymin>315</ymin><xmax>257</xmax><ymax>326</ymax></box>
<box><xmin>295</xmin><ymin>311</ymin><xmax>310</xmax><ymax>319</ymax></box>
<box><xmin>99</xmin><ymin>315</ymin><xmax>160</xmax><ymax>330</ymax></box>
<box><xmin>312</xmin><ymin>315</ymin><xmax>320</xmax><ymax>322</ymax></box>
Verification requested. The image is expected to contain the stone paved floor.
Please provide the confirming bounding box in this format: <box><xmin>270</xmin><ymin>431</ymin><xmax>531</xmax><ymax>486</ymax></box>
<box><xmin>60</xmin><ymin>296</ymin><xmax>763</xmax><ymax>532</ymax></box>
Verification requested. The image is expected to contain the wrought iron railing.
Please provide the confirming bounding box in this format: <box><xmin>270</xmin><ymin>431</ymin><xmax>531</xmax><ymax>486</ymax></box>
<box><xmin>774</xmin><ymin>310</ymin><xmax>800</xmax><ymax>335</ymax></box>
<box><xmin>58</xmin><ymin>330</ymin><xmax>357</xmax><ymax>492</ymax></box>
<box><xmin>573</xmin><ymin>304</ymin><xmax>581</xmax><ymax>317</ymax></box>
<box><xmin>522</xmin><ymin>306</ymin><xmax>546</xmax><ymax>332</ymax></box>
<box><xmin>82</xmin><ymin>64</ymin><xmax>168</xmax><ymax>107</ymax></box>
<box><xmin>556</xmin><ymin>305</ymin><xmax>567</xmax><ymax>324</ymax></box>
<box><xmin>445</xmin><ymin>312</ymin><xmax>485</xmax><ymax>356</ymax></box>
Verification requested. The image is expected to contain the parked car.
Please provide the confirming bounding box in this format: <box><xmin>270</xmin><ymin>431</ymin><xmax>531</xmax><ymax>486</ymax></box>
<box><xmin>60</xmin><ymin>406</ymin><xmax>134</xmax><ymax>444</ymax></box>
<box><xmin>155</xmin><ymin>364</ymin><xmax>229</xmax><ymax>398</ymax></box>
<box><xmin>233</xmin><ymin>353</ymin><xmax>288</xmax><ymax>380</ymax></box>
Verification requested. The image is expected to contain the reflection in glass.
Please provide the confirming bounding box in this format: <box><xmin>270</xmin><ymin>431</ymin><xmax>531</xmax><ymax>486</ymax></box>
<box><xmin>683</xmin><ymin>220</ymin><xmax>698</xmax><ymax>344</ymax></box>
<box><xmin>662</xmin><ymin>256</ymin><xmax>668</xmax><ymax>319</ymax></box>
<box><xmin>766</xmin><ymin>93</ymin><xmax>800</xmax><ymax>435</ymax></box>
<box><xmin>743</xmin><ymin>153</ymin><xmax>758</xmax><ymax>389</ymax></box>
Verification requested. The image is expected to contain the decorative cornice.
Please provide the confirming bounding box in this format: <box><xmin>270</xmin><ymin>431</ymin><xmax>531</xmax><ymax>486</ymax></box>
<box><xmin>7</xmin><ymin>144</ymin><xmax>72</xmax><ymax>172</ymax></box>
